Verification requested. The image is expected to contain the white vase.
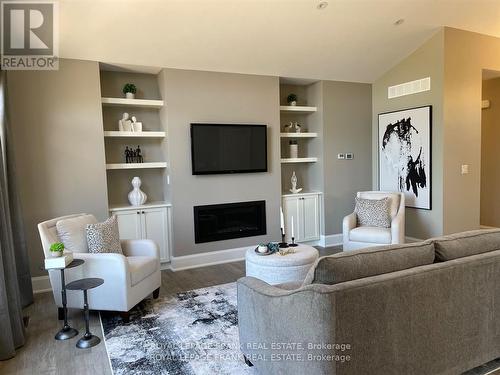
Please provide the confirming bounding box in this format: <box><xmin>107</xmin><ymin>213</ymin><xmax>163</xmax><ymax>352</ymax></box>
<box><xmin>51</xmin><ymin>250</ymin><xmax>63</xmax><ymax>257</ymax></box>
<box><xmin>289</xmin><ymin>101</ymin><xmax>297</xmax><ymax>106</ymax></box>
<box><xmin>125</xmin><ymin>92</ymin><xmax>135</xmax><ymax>99</ymax></box>
<box><xmin>128</xmin><ymin>177</ymin><xmax>147</xmax><ymax>206</ymax></box>
<box><xmin>289</xmin><ymin>144</ymin><xmax>298</xmax><ymax>159</ymax></box>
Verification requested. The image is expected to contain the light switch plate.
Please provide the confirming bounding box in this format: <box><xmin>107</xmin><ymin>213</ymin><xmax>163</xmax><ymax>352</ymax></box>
<box><xmin>461</xmin><ymin>164</ymin><xmax>469</xmax><ymax>175</ymax></box>
<box><xmin>346</xmin><ymin>153</ymin><xmax>353</xmax><ymax>160</ymax></box>
<box><xmin>338</xmin><ymin>153</ymin><xmax>345</xmax><ymax>160</ymax></box>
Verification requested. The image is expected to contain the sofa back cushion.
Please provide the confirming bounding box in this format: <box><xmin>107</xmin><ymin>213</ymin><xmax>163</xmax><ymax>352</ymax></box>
<box><xmin>433</xmin><ymin>229</ymin><xmax>500</xmax><ymax>261</ymax></box>
<box><xmin>304</xmin><ymin>241</ymin><xmax>435</xmax><ymax>285</ymax></box>
<box><xmin>56</xmin><ymin>214</ymin><xmax>98</xmax><ymax>253</ymax></box>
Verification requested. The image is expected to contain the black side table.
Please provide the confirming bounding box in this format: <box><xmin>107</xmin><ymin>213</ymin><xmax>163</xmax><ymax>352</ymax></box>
<box><xmin>55</xmin><ymin>258</ymin><xmax>85</xmax><ymax>340</ymax></box>
<box><xmin>66</xmin><ymin>277</ymin><xmax>104</xmax><ymax>349</ymax></box>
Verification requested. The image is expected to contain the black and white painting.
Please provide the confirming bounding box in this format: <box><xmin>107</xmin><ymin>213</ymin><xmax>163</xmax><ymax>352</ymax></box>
<box><xmin>378</xmin><ymin>106</ymin><xmax>431</xmax><ymax>210</ymax></box>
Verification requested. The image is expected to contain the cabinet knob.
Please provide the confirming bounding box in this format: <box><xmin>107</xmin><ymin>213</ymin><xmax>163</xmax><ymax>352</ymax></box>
<box><xmin>137</xmin><ymin>211</ymin><xmax>140</xmax><ymax>214</ymax></box>
<box><xmin>141</xmin><ymin>211</ymin><xmax>145</xmax><ymax>214</ymax></box>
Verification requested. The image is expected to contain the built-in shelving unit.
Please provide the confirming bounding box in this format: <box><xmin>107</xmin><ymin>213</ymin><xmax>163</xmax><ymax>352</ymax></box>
<box><xmin>106</xmin><ymin>162</ymin><xmax>167</xmax><ymax>170</ymax></box>
<box><xmin>103</xmin><ymin>131</ymin><xmax>166</xmax><ymax>138</ymax></box>
<box><xmin>280</xmin><ymin>132</ymin><xmax>318</xmax><ymax>138</ymax></box>
<box><xmin>101</xmin><ymin>97</ymin><xmax>164</xmax><ymax>108</ymax></box>
<box><xmin>281</xmin><ymin>157</ymin><xmax>318</xmax><ymax>164</ymax></box>
<box><xmin>280</xmin><ymin>105</ymin><xmax>317</xmax><ymax>113</ymax></box>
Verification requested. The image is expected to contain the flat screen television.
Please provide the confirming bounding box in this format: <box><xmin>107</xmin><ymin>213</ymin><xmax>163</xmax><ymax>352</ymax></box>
<box><xmin>190</xmin><ymin>123</ymin><xmax>267</xmax><ymax>175</ymax></box>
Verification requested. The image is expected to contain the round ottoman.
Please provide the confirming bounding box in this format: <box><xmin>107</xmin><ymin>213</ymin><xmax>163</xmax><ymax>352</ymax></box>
<box><xmin>245</xmin><ymin>244</ymin><xmax>319</xmax><ymax>285</ymax></box>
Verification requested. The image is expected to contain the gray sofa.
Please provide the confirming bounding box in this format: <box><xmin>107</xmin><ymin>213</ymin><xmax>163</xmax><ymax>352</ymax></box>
<box><xmin>237</xmin><ymin>229</ymin><xmax>500</xmax><ymax>375</ymax></box>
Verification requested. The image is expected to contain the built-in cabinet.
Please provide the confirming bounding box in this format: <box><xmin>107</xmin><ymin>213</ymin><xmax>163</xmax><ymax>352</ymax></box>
<box><xmin>110</xmin><ymin>203</ymin><xmax>172</xmax><ymax>263</ymax></box>
<box><xmin>282</xmin><ymin>192</ymin><xmax>321</xmax><ymax>243</ymax></box>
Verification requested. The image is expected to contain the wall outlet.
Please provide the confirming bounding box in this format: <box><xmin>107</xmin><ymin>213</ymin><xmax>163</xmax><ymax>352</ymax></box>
<box><xmin>346</xmin><ymin>153</ymin><xmax>353</xmax><ymax>160</ymax></box>
<box><xmin>337</xmin><ymin>153</ymin><xmax>345</xmax><ymax>160</ymax></box>
<box><xmin>461</xmin><ymin>164</ymin><xmax>469</xmax><ymax>175</ymax></box>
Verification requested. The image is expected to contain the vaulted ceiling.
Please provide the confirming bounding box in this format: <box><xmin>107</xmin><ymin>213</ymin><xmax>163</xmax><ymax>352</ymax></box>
<box><xmin>60</xmin><ymin>0</ymin><xmax>500</xmax><ymax>82</ymax></box>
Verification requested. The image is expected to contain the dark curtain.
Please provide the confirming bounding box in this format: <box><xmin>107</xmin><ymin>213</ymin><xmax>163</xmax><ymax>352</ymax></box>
<box><xmin>0</xmin><ymin>70</ymin><xmax>33</xmax><ymax>360</ymax></box>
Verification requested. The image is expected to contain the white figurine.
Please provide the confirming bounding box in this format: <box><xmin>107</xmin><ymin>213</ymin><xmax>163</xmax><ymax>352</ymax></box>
<box><xmin>294</xmin><ymin>122</ymin><xmax>302</xmax><ymax>133</ymax></box>
<box><xmin>289</xmin><ymin>171</ymin><xmax>303</xmax><ymax>194</ymax></box>
<box><xmin>284</xmin><ymin>122</ymin><xmax>293</xmax><ymax>133</ymax></box>
<box><xmin>119</xmin><ymin>112</ymin><xmax>133</xmax><ymax>132</ymax></box>
<box><xmin>131</xmin><ymin>116</ymin><xmax>143</xmax><ymax>132</ymax></box>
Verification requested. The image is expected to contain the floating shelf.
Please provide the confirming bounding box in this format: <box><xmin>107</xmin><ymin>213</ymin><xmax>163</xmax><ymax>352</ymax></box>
<box><xmin>104</xmin><ymin>131</ymin><xmax>166</xmax><ymax>138</ymax></box>
<box><xmin>280</xmin><ymin>157</ymin><xmax>318</xmax><ymax>163</ymax></box>
<box><xmin>280</xmin><ymin>105</ymin><xmax>317</xmax><ymax>113</ymax></box>
<box><xmin>101</xmin><ymin>97</ymin><xmax>164</xmax><ymax>108</ymax></box>
<box><xmin>106</xmin><ymin>162</ymin><xmax>167</xmax><ymax>170</ymax></box>
<box><xmin>280</xmin><ymin>133</ymin><xmax>318</xmax><ymax>138</ymax></box>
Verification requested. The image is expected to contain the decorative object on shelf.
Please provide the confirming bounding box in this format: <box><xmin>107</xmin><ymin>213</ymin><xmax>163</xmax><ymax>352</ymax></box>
<box><xmin>123</xmin><ymin>83</ymin><xmax>137</xmax><ymax>99</ymax></box>
<box><xmin>279</xmin><ymin>207</ymin><xmax>288</xmax><ymax>248</ymax></box>
<box><xmin>257</xmin><ymin>243</ymin><xmax>268</xmax><ymax>253</ymax></box>
<box><xmin>289</xmin><ymin>140</ymin><xmax>298</xmax><ymax>158</ymax></box>
<box><xmin>289</xmin><ymin>171</ymin><xmax>303</xmax><ymax>194</ymax></box>
<box><xmin>131</xmin><ymin>116</ymin><xmax>143</xmax><ymax>132</ymax></box>
<box><xmin>284</xmin><ymin>121</ymin><xmax>293</xmax><ymax>132</ymax></box>
<box><xmin>50</xmin><ymin>242</ymin><xmax>65</xmax><ymax>257</ymax></box>
<box><xmin>293</xmin><ymin>121</ymin><xmax>302</xmax><ymax>133</ymax></box>
<box><xmin>119</xmin><ymin>112</ymin><xmax>133</xmax><ymax>132</ymax></box>
<box><xmin>287</xmin><ymin>93</ymin><xmax>298</xmax><ymax>106</ymax></box>
<box><xmin>289</xmin><ymin>216</ymin><xmax>298</xmax><ymax>247</ymax></box>
<box><xmin>378</xmin><ymin>105</ymin><xmax>432</xmax><ymax>210</ymax></box>
<box><xmin>125</xmin><ymin>145</ymin><xmax>144</xmax><ymax>163</ymax></box>
<box><xmin>128</xmin><ymin>176</ymin><xmax>147</xmax><ymax>206</ymax></box>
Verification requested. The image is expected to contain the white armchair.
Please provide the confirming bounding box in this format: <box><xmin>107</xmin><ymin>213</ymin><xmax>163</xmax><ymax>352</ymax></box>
<box><xmin>343</xmin><ymin>191</ymin><xmax>405</xmax><ymax>251</ymax></box>
<box><xmin>38</xmin><ymin>214</ymin><xmax>161</xmax><ymax>319</ymax></box>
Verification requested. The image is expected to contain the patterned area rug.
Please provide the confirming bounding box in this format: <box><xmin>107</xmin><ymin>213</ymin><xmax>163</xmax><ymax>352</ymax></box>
<box><xmin>100</xmin><ymin>283</ymin><xmax>254</xmax><ymax>375</ymax></box>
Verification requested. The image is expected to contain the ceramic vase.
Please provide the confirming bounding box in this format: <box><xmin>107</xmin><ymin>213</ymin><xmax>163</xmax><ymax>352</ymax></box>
<box><xmin>125</xmin><ymin>92</ymin><xmax>135</xmax><ymax>99</ymax></box>
<box><xmin>289</xmin><ymin>143</ymin><xmax>298</xmax><ymax>159</ymax></box>
<box><xmin>51</xmin><ymin>250</ymin><xmax>63</xmax><ymax>257</ymax></box>
<box><xmin>128</xmin><ymin>177</ymin><xmax>147</xmax><ymax>206</ymax></box>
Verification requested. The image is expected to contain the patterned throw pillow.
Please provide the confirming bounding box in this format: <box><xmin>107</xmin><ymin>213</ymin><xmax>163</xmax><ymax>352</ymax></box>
<box><xmin>354</xmin><ymin>197</ymin><xmax>391</xmax><ymax>228</ymax></box>
<box><xmin>86</xmin><ymin>216</ymin><xmax>123</xmax><ymax>254</ymax></box>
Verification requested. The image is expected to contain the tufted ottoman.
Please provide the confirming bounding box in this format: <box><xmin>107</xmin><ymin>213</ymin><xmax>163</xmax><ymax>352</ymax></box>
<box><xmin>245</xmin><ymin>244</ymin><xmax>319</xmax><ymax>285</ymax></box>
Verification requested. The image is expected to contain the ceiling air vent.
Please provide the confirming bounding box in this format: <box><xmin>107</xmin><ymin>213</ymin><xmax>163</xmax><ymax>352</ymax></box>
<box><xmin>388</xmin><ymin>77</ymin><xmax>431</xmax><ymax>99</ymax></box>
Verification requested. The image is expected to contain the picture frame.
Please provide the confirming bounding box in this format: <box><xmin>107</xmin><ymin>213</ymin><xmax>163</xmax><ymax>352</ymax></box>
<box><xmin>378</xmin><ymin>105</ymin><xmax>432</xmax><ymax>210</ymax></box>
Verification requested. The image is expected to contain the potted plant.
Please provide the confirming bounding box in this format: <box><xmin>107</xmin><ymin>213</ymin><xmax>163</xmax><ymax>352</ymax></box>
<box><xmin>123</xmin><ymin>83</ymin><xmax>137</xmax><ymax>99</ymax></box>
<box><xmin>50</xmin><ymin>242</ymin><xmax>65</xmax><ymax>257</ymax></box>
<box><xmin>287</xmin><ymin>93</ymin><xmax>297</xmax><ymax>106</ymax></box>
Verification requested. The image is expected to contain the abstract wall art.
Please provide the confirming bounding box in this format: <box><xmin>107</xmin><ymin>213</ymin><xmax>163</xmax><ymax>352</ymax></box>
<box><xmin>378</xmin><ymin>106</ymin><xmax>432</xmax><ymax>210</ymax></box>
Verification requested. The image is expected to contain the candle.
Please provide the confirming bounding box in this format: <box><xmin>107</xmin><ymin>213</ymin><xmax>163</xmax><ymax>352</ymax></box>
<box><xmin>291</xmin><ymin>216</ymin><xmax>295</xmax><ymax>238</ymax></box>
<box><xmin>280</xmin><ymin>207</ymin><xmax>285</xmax><ymax>232</ymax></box>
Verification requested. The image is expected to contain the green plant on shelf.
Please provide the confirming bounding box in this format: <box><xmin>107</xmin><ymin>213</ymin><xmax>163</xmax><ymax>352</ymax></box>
<box><xmin>122</xmin><ymin>83</ymin><xmax>137</xmax><ymax>95</ymax></box>
<box><xmin>287</xmin><ymin>93</ymin><xmax>297</xmax><ymax>105</ymax></box>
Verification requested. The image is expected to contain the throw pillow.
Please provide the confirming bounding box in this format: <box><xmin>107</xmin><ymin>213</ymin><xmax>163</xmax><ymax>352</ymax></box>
<box><xmin>355</xmin><ymin>197</ymin><xmax>391</xmax><ymax>228</ymax></box>
<box><xmin>86</xmin><ymin>216</ymin><xmax>123</xmax><ymax>254</ymax></box>
<box><xmin>56</xmin><ymin>214</ymin><xmax>98</xmax><ymax>253</ymax></box>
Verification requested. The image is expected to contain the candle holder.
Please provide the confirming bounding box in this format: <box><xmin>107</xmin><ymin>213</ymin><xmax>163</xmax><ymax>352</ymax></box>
<box><xmin>289</xmin><ymin>237</ymin><xmax>298</xmax><ymax>247</ymax></box>
<box><xmin>279</xmin><ymin>228</ymin><xmax>288</xmax><ymax>248</ymax></box>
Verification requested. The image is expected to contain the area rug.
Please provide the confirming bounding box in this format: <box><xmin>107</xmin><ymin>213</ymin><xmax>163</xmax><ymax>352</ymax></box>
<box><xmin>100</xmin><ymin>282</ymin><xmax>254</xmax><ymax>375</ymax></box>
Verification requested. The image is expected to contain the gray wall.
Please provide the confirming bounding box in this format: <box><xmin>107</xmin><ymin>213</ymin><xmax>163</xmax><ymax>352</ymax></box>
<box><xmin>7</xmin><ymin>59</ymin><xmax>108</xmax><ymax>277</ymax></box>
<box><xmin>323</xmin><ymin>80</ymin><xmax>372</xmax><ymax>235</ymax></box>
<box><xmin>372</xmin><ymin>30</ymin><xmax>445</xmax><ymax>239</ymax></box>
<box><xmin>481</xmin><ymin>77</ymin><xmax>500</xmax><ymax>227</ymax></box>
<box><xmin>158</xmin><ymin>69</ymin><xmax>281</xmax><ymax>257</ymax></box>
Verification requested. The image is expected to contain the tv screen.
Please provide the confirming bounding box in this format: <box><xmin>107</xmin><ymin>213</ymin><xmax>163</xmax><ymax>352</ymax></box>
<box><xmin>190</xmin><ymin>123</ymin><xmax>267</xmax><ymax>175</ymax></box>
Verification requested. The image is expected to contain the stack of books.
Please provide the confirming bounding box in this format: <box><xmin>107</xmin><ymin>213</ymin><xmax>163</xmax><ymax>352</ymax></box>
<box><xmin>44</xmin><ymin>252</ymin><xmax>74</xmax><ymax>270</ymax></box>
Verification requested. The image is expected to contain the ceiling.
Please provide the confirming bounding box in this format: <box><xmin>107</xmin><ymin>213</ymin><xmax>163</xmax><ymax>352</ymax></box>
<box><xmin>59</xmin><ymin>0</ymin><xmax>500</xmax><ymax>83</ymax></box>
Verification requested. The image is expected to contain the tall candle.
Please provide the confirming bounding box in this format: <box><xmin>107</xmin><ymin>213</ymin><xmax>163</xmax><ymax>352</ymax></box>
<box><xmin>280</xmin><ymin>207</ymin><xmax>285</xmax><ymax>232</ymax></box>
<box><xmin>291</xmin><ymin>216</ymin><xmax>295</xmax><ymax>238</ymax></box>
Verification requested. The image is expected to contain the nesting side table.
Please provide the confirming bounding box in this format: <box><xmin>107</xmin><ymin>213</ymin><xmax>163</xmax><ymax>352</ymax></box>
<box><xmin>66</xmin><ymin>277</ymin><xmax>104</xmax><ymax>349</ymax></box>
<box><xmin>53</xmin><ymin>258</ymin><xmax>85</xmax><ymax>340</ymax></box>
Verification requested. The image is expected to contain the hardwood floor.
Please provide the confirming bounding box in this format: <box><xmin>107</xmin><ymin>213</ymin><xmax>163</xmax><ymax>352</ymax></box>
<box><xmin>1</xmin><ymin>245</ymin><xmax>498</xmax><ymax>375</ymax></box>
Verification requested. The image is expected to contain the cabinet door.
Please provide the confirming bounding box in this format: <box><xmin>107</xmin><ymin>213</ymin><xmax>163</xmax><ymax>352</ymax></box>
<box><xmin>141</xmin><ymin>207</ymin><xmax>170</xmax><ymax>263</ymax></box>
<box><xmin>283</xmin><ymin>196</ymin><xmax>300</xmax><ymax>243</ymax></box>
<box><xmin>301</xmin><ymin>195</ymin><xmax>320</xmax><ymax>241</ymax></box>
<box><xmin>114</xmin><ymin>210</ymin><xmax>142</xmax><ymax>240</ymax></box>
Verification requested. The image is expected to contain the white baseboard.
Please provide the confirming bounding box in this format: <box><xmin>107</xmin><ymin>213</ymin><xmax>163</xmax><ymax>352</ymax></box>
<box><xmin>32</xmin><ymin>275</ymin><xmax>52</xmax><ymax>294</ymax></box>
<box><xmin>318</xmin><ymin>234</ymin><xmax>343</xmax><ymax>248</ymax></box>
<box><xmin>170</xmin><ymin>246</ymin><xmax>249</xmax><ymax>272</ymax></box>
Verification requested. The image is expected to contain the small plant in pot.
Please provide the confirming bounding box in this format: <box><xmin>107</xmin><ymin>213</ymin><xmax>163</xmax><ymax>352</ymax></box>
<box><xmin>287</xmin><ymin>93</ymin><xmax>298</xmax><ymax>106</ymax></box>
<box><xmin>123</xmin><ymin>83</ymin><xmax>137</xmax><ymax>99</ymax></box>
<box><xmin>50</xmin><ymin>242</ymin><xmax>65</xmax><ymax>257</ymax></box>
